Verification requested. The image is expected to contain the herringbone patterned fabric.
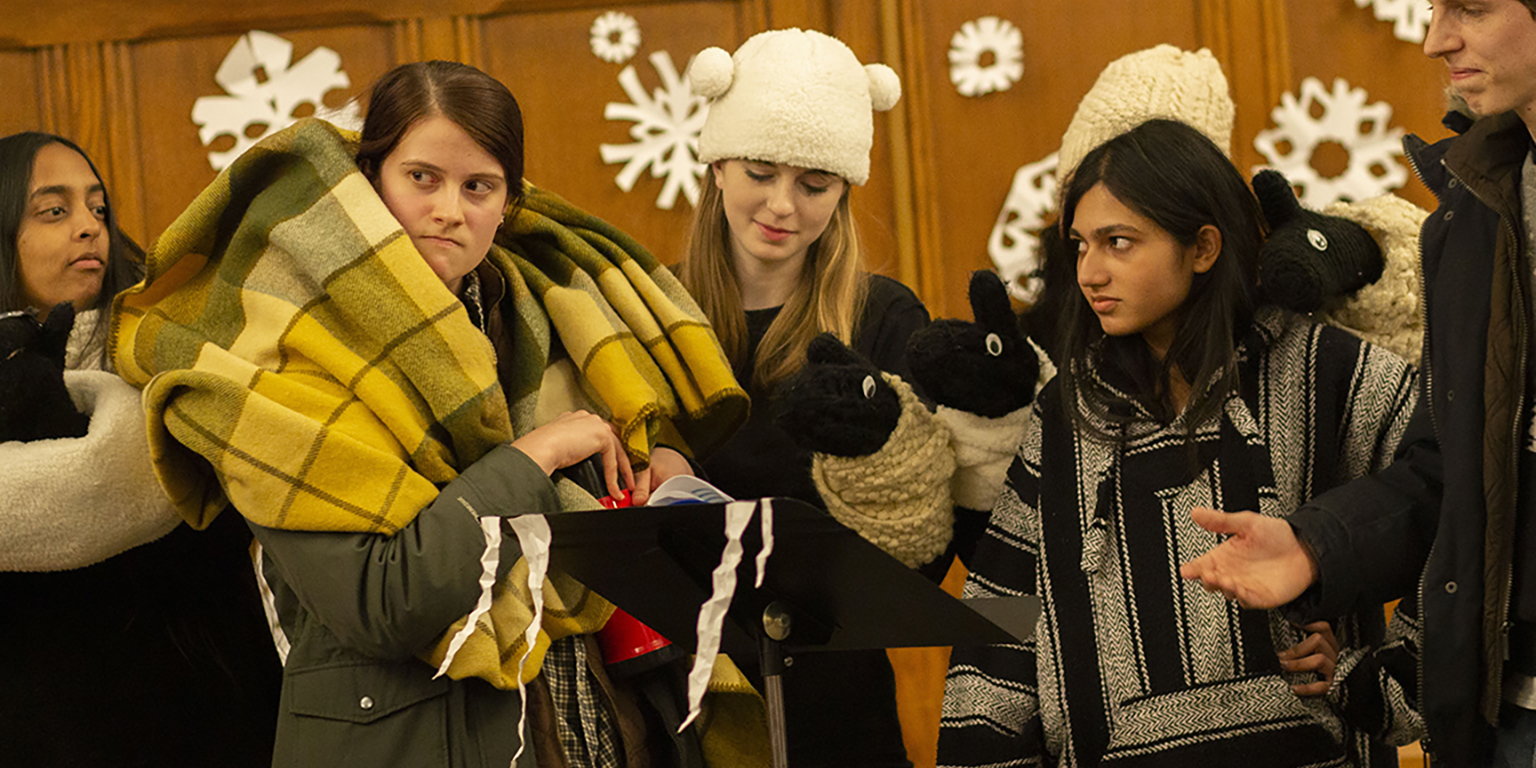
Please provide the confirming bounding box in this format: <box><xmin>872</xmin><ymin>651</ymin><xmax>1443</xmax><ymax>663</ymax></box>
<box><xmin>940</xmin><ymin>309</ymin><xmax>1420</xmax><ymax>767</ymax></box>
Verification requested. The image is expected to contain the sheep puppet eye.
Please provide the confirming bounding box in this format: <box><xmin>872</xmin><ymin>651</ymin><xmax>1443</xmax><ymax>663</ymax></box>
<box><xmin>1307</xmin><ymin>229</ymin><xmax>1329</xmax><ymax>251</ymax></box>
<box><xmin>862</xmin><ymin>375</ymin><xmax>877</xmax><ymax>399</ymax></box>
<box><xmin>985</xmin><ymin>333</ymin><xmax>1004</xmax><ymax>357</ymax></box>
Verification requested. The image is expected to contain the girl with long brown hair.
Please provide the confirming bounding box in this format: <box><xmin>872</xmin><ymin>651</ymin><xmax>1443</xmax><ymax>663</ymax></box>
<box><xmin>678</xmin><ymin>28</ymin><xmax>929</xmax><ymax>768</ymax></box>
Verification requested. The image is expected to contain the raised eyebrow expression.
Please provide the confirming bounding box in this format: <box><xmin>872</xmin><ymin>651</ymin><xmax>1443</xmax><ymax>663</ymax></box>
<box><xmin>30</xmin><ymin>183</ymin><xmax>106</xmax><ymax>203</ymax></box>
<box><xmin>399</xmin><ymin>160</ymin><xmax>505</xmax><ymax>186</ymax></box>
<box><xmin>1436</xmin><ymin>0</ymin><xmax>1486</xmax><ymax>13</ymax></box>
<box><xmin>29</xmin><ymin>184</ymin><xmax>107</xmax><ymax>217</ymax></box>
<box><xmin>1071</xmin><ymin>224</ymin><xmax>1141</xmax><ymax>243</ymax></box>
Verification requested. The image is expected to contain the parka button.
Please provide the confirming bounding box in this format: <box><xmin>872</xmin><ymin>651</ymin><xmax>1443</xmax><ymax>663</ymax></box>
<box><xmin>1447</xmin><ymin>177</ymin><xmax>1459</xmax><ymax>189</ymax></box>
<box><xmin>359</xmin><ymin>696</ymin><xmax>375</xmax><ymax>710</ymax></box>
<box><xmin>1447</xmin><ymin>389</ymin><xmax>1455</xmax><ymax>402</ymax></box>
<box><xmin>1444</xmin><ymin>210</ymin><xmax>1456</xmax><ymax>221</ymax></box>
<box><xmin>1445</xmin><ymin>581</ymin><xmax>1458</xmax><ymax>594</ymax></box>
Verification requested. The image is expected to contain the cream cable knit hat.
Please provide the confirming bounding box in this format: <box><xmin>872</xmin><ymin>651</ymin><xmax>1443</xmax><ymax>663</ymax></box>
<box><xmin>689</xmin><ymin>28</ymin><xmax>901</xmax><ymax>185</ymax></box>
<box><xmin>1057</xmin><ymin>44</ymin><xmax>1234</xmax><ymax>182</ymax></box>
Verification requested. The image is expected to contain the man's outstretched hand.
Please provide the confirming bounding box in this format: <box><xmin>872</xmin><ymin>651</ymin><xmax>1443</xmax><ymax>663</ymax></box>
<box><xmin>1179</xmin><ymin>507</ymin><xmax>1318</xmax><ymax>609</ymax></box>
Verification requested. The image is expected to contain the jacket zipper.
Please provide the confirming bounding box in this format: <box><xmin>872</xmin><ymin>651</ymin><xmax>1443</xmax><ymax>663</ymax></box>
<box><xmin>1401</xmin><ymin>146</ymin><xmax>1440</xmax><ymax>764</ymax></box>
<box><xmin>1441</xmin><ymin>158</ymin><xmax>1525</xmax><ymax>724</ymax></box>
<box><xmin>1403</xmin><ymin>147</ymin><xmax>1444</xmax><ymax>447</ymax></box>
<box><xmin>1417</xmin><ymin>537</ymin><xmax>1439</xmax><ymax>764</ymax></box>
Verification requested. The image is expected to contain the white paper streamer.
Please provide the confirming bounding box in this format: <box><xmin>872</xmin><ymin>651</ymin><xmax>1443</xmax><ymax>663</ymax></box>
<box><xmin>507</xmin><ymin>514</ymin><xmax>553</xmax><ymax>766</ymax></box>
<box><xmin>435</xmin><ymin>502</ymin><xmax>503</xmax><ymax>679</ymax></box>
<box><xmin>754</xmin><ymin>498</ymin><xmax>774</xmax><ymax>588</ymax></box>
<box><xmin>678</xmin><ymin>500</ymin><xmax>757</xmax><ymax>731</ymax></box>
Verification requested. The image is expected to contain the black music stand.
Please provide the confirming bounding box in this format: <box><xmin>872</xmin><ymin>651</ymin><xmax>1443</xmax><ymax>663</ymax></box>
<box><xmin>544</xmin><ymin>498</ymin><xmax>1038</xmax><ymax>768</ymax></box>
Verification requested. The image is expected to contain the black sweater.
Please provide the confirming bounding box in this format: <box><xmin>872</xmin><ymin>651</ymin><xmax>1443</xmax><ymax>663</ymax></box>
<box><xmin>701</xmin><ymin>273</ymin><xmax>929</xmax><ymax>768</ymax></box>
<box><xmin>703</xmin><ymin>274</ymin><xmax>929</xmax><ymax>505</ymax></box>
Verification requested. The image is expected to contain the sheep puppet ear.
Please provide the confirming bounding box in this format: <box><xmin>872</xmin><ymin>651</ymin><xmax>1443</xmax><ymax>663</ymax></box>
<box><xmin>806</xmin><ymin>332</ymin><xmax>868</xmax><ymax>367</ymax></box>
<box><xmin>965</xmin><ymin>270</ymin><xmax>1018</xmax><ymax>336</ymax></box>
<box><xmin>1251</xmin><ymin>169</ymin><xmax>1302</xmax><ymax>230</ymax></box>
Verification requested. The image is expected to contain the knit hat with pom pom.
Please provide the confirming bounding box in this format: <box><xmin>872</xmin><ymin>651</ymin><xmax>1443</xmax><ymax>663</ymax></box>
<box><xmin>1057</xmin><ymin>44</ymin><xmax>1234</xmax><ymax>182</ymax></box>
<box><xmin>689</xmin><ymin>28</ymin><xmax>901</xmax><ymax>185</ymax></box>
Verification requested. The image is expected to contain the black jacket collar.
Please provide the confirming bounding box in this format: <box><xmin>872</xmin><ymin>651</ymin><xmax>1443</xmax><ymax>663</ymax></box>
<box><xmin>1442</xmin><ymin>111</ymin><xmax>1532</xmax><ymax>218</ymax></box>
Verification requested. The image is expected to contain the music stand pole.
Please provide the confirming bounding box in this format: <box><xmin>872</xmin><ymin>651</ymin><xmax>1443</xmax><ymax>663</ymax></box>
<box><xmin>760</xmin><ymin>602</ymin><xmax>793</xmax><ymax>768</ymax></box>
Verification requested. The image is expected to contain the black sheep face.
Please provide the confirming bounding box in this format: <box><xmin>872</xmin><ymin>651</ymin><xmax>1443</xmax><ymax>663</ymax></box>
<box><xmin>773</xmin><ymin>333</ymin><xmax>902</xmax><ymax>458</ymax></box>
<box><xmin>907</xmin><ymin>270</ymin><xmax>1039</xmax><ymax>418</ymax></box>
<box><xmin>1252</xmin><ymin>169</ymin><xmax>1384</xmax><ymax>313</ymax></box>
<box><xmin>0</xmin><ymin>303</ymin><xmax>90</xmax><ymax>441</ymax></box>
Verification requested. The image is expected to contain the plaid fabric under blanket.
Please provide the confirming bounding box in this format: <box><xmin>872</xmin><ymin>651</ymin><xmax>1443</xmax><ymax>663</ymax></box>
<box><xmin>110</xmin><ymin>118</ymin><xmax>748</xmax><ymax>687</ymax></box>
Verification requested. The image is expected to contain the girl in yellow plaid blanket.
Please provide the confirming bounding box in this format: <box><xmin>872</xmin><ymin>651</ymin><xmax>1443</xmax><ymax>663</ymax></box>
<box><xmin>239</xmin><ymin>61</ymin><xmax>749</xmax><ymax>768</ymax></box>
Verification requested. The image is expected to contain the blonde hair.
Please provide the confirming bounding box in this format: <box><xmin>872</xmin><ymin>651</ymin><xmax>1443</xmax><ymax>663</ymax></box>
<box><xmin>677</xmin><ymin>176</ymin><xmax>867</xmax><ymax>391</ymax></box>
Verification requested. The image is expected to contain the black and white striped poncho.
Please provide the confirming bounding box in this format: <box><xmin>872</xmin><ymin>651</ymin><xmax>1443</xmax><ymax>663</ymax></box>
<box><xmin>939</xmin><ymin>309</ymin><xmax>1423</xmax><ymax>768</ymax></box>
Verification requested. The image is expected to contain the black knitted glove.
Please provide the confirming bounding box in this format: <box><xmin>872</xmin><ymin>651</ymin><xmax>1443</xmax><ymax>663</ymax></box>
<box><xmin>907</xmin><ymin>270</ymin><xmax>1039</xmax><ymax>418</ymax></box>
<box><xmin>1253</xmin><ymin>169</ymin><xmax>1384</xmax><ymax>312</ymax></box>
<box><xmin>0</xmin><ymin>303</ymin><xmax>89</xmax><ymax>441</ymax></box>
<box><xmin>774</xmin><ymin>333</ymin><xmax>903</xmax><ymax>458</ymax></box>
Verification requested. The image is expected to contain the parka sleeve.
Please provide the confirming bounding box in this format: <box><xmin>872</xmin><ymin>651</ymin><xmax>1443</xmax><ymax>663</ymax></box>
<box><xmin>0</xmin><ymin>371</ymin><xmax>181</xmax><ymax>572</ymax></box>
<box><xmin>248</xmin><ymin>442</ymin><xmax>560</xmax><ymax>659</ymax></box>
<box><xmin>1292</xmin><ymin>335</ymin><xmax>1429</xmax><ymax>746</ymax></box>
<box><xmin>1288</xmin><ymin>337</ymin><xmax>1440</xmax><ymax>620</ymax></box>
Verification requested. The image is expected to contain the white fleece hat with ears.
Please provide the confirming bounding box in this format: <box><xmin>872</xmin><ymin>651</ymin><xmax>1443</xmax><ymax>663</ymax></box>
<box><xmin>1056</xmin><ymin>45</ymin><xmax>1234</xmax><ymax>182</ymax></box>
<box><xmin>690</xmin><ymin>28</ymin><xmax>901</xmax><ymax>186</ymax></box>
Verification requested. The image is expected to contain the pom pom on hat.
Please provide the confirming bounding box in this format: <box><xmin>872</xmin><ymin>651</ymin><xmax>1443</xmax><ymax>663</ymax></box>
<box><xmin>1057</xmin><ymin>44</ymin><xmax>1233</xmax><ymax>182</ymax></box>
<box><xmin>866</xmin><ymin>64</ymin><xmax>901</xmax><ymax>112</ymax></box>
<box><xmin>689</xmin><ymin>46</ymin><xmax>735</xmax><ymax>99</ymax></box>
<box><xmin>695</xmin><ymin>28</ymin><xmax>900</xmax><ymax>185</ymax></box>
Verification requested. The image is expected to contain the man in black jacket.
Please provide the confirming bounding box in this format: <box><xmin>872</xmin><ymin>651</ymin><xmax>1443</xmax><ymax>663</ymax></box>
<box><xmin>1180</xmin><ymin>1</ymin><xmax>1536</xmax><ymax>765</ymax></box>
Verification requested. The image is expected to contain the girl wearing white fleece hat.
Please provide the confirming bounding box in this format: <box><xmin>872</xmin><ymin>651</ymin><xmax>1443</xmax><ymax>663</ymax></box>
<box><xmin>676</xmin><ymin>27</ymin><xmax>927</xmax><ymax>768</ymax></box>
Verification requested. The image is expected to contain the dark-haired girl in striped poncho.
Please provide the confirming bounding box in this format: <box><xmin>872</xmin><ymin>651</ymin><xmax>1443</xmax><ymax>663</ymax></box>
<box><xmin>938</xmin><ymin>119</ymin><xmax>1424</xmax><ymax>767</ymax></box>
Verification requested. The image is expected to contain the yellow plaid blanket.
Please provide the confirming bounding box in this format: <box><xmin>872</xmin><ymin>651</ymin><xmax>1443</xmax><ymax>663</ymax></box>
<box><xmin>111</xmin><ymin>118</ymin><xmax>748</xmax><ymax>686</ymax></box>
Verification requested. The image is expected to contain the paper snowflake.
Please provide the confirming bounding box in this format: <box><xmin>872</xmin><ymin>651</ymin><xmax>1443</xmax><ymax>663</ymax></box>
<box><xmin>949</xmin><ymin>17</ymin><xmax>1025</xmax><ymax>98</ymax></box>
<box><xmin>988</xmin><ymin>153</ymin><xmax>1059</xmax><ymax>302</ymax></box>
<box><xmin>1253</xmin><ymin>77</ymin><xmax>1407</xmax><ymax>208</ymax></box>
<box><xmin>1354</xmin><ymin>0</ymin><xmax>1432</xmax><ymax>44</ymax></box>
<box><xmin>600</xmin><ymin>50</ymin><xmax>709</xmax><ymax>210</ymax></box>
<box><xmin>191</xmin><ymin>30</ymin><xmax>359</xmax><ymax>171</ymax></box>
<box><xmin>590</xmin><ymin>11</ymin><xmax>642</xmax><ymax>64</ymax></box>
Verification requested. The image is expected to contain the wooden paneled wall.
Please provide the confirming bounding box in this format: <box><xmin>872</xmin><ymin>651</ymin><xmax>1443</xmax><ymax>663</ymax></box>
<box><xmin>0</xmin><ymin>0</ymin><xmax>1454</xmax><ymax>314</ymax></box>
<box><xmin>0</xmin><ymin>3</ymin><xmax>1455</xmax><ymax>765</ymax></box>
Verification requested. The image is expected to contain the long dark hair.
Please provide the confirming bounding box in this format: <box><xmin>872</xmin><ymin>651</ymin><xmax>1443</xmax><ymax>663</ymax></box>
<box><xmin>0</xmin><ymin>132</ymin><xmax>143</xmax><ymax>369</ymax></box>
<box><xmin>1056</xmin><ymin>118</ymin><xmax>1265</xmax><ymax>444</ymax></box>
<box><xmin>356</xmin><ymin>60</ymin><xmax>526</xmax><ymax>213</ymax></box>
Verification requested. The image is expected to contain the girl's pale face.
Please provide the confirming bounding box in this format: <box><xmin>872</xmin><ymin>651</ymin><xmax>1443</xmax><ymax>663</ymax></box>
<box><xmin>16</xmin><ymin>143</ymin><xmax>109</xmax><ymax>316</ymax></box>
<box><xmin>1071</xmin><ymin>183</ymin><xmax>1217</xmax><ymax>359</ymax></box>
<box><xmin>711</xmin><ymin>159</ymin><xmax>846</xmax><ymax>274</ymax></box>
<box><xmin>377</xmin><ymin>115</ymin><xmax>509</xmax><ymax>294</ymax></box>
